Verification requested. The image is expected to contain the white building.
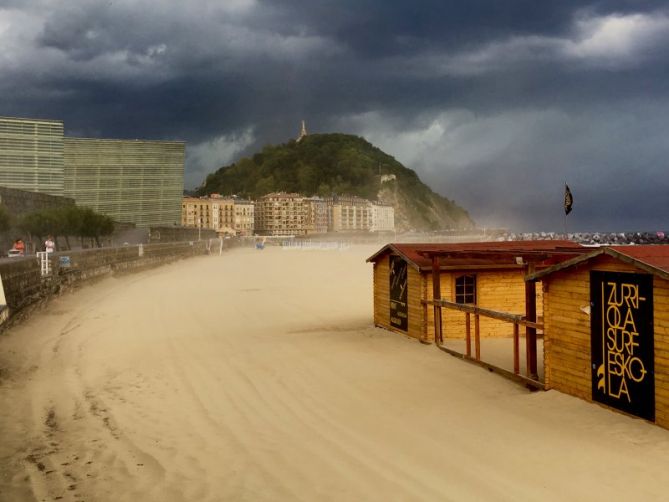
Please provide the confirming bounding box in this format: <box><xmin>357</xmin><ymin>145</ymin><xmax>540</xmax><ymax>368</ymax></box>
<box><xmin>371</xmin><ymin>204</ymin><xmax>395</xmax><ymax>232</ymax></box>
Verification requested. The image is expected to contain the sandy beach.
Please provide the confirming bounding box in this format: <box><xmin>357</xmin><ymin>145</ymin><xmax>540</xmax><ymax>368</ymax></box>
<box><xmin>1</xmin><ymin>245</ymin><xmax>669</xmax><ymax>501</ymax></box>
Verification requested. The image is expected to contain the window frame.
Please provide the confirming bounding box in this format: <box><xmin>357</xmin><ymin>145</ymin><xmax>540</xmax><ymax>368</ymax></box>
<box><xmin>454</xmin><ymin>274</ymin><xmax>477</xmax><ymax>305</ymax></box>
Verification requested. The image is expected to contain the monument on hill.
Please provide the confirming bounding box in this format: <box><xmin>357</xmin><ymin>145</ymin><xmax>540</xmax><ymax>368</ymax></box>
<box><xmin>297</xmin><ymin>120</ymin><xmax>308</xmax><ymax>142</ymax></box>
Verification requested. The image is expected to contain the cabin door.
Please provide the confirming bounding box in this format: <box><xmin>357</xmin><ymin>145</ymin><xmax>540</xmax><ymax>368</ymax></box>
<box><xmin>389</xmin><ymin>255</ymin><xmax>408</xmax><ymax>331</ymax></box>
<box><xmin>590</xmin><ymin>271</ymin><xmax>654</xmax><ymax>421</ymax></box>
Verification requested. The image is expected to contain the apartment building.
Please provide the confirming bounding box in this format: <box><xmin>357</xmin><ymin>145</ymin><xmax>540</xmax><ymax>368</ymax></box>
<box><xmin>325</xmin><ymin>195</ymin><xmax>395</xmax><ymax>232</ymax></box>
<box><xmin>304</xmin><ymin>196</ymin><xmax>328</xmax><ymax>235</ymax></box>
<box><xmin>181</xmin><ymin>194</ymin><xmax>235</xmax><ymax>234</ymax></box>
<box><xmin>182</xmin><ymin>196</ymin><xmax>208</xmax><ymax>228</ymax></box>
<box><xmin>233</xmin><ymin>198</ymin><xmax>255</xmax><ymax>236</ymax></box>
<box><xmin>327</xmin><ymin>195</ymin><xmax>373</xmax><ymax>232</ymax></box>
<box><xmin>371</xmin><ymin>204</ymin><xmax>395</xmax><ymax>232</ymax></box>
<box><xmin>255</xmin><ymin>192</ymin><xmax>307</xmax><ymax>236</ymax></box>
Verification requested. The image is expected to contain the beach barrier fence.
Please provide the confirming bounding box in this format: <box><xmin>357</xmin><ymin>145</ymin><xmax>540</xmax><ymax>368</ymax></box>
<box><xmin>281</xmin><ymin>240</ymin><xmax>351</xmax><ymax>251</ymax></box>
<box><xmin>0</xmin><ymin>239</ymin><xmax>233</xmax><ymax>329</ymax></box>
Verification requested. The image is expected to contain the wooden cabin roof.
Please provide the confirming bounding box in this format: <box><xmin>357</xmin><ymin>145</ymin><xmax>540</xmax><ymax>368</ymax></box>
<box><xmin>527</xmin><ymin>245</ymin><xmax>669</xmax><ymax>282</ymax></box>
<box><xmin>366</xmin><ymin>240</ymin><xmax>585</xmax><ymax>272</ymax></box>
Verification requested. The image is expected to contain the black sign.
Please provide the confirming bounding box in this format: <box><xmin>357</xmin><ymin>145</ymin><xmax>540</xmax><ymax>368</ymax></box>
<box><xmin>389</xmin><ymin>255</ymin><xmax>408</xmax><ymax>331</ymax></box>
<box><xmin>591</xmin><ymin>271</ymin><xmax>654</xmax><ymax>421</ymax></box>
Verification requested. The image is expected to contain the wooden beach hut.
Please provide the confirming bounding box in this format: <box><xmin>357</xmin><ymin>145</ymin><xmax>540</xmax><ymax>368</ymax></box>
<box><xmin>367</xmin><ymin>241</ymin><xmax>584</xmax><ymax>345</ymax></box>
<box><xmin>527</xmin><ymin>245</ymin><xmax>669</xmax><ymax>427</ymax></box>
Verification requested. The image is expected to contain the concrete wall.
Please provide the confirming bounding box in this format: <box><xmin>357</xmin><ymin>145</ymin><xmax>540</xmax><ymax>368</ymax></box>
<box><xmin>0</xmin><ymin>186</ymin><xmax>74</xmax><ymax>215</ymax></box>
<box><xmin>149</xmin><ymin>226</ymin><xmax>218</xmax><ymax>243</ymax></box>
<box><xmin>0</xmin><ymin>186</ymin><xmax>77</xmax><ymax>254</ymax></box>
<box><xmin>0</xmin><ymin>240</ymin><xmax>227</xmax><ymax>322</ymax></box>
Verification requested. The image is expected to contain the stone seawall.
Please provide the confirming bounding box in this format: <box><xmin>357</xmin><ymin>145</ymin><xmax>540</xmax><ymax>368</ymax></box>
<box><xmin>0</xmin><ymin>240</ymin><xmax>224</xmax><ymax>323</ymax></box>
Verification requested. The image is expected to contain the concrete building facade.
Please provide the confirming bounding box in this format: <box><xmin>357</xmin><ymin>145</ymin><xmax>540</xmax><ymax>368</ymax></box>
<box><xmin>182</xmin><ymin>196</ymin><xmax>231</xmax><ymax>233</ymax></box>
<box><xmin>304</xmin><ymin>197</ymin><xmax>328</xmax><ymax>235</ymax></box>
<box><xmin>0</xmin><ymin>185</ymin><xmax>74</xmax><ymax>216</ymax></box>
<box><xmin>371</xmin><ymin>204</ymin><xmax>395</xmax><ymax>232</ymax></box>
<box><xmin>233</xmin><ymin>198</ymin><xmax>255</xmax><ymax>236</ymax></box>
<box><xmin>182</xmin><ymin>196</ymin><xmax>206</xmax><ymax>228</ymax></box>
<box><xmin>254</xmin><ymin>192</ymin><xmax>307</xmax><ymax>236</ymax></box>
<box><xmin>327</xmin><ymin>195</ymin><xmax>373</xmax><ymax>232</ymax></box>
<box><xmin>182</xmin><ymin>195</ymin><xmax>249</xmax><ymax>235</ymax></box>
<box><xmin>0</xmin><ymin>116</ymin><xmax>65</xmax><ymax>196</ymax></box>
<box><xmin>64</xmin><ymin>138</ymin><xmax>185</xmax><ymax>227</ymax></box>
<box><xmin>210</xmin><ymin>195</ymin><xmax>235</xmax><ymax>234</ymax></box>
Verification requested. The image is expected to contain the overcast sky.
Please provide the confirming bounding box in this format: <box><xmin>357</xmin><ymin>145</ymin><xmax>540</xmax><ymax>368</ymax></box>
<box><xmin>2</xmin><ymin>0</ymin><xmax>668</xmax><ymax>232</ymax></box>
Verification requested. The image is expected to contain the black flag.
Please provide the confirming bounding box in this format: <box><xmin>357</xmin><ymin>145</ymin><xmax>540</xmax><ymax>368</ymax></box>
<box><xmin>564</xmin><ymin>184</ymin><xmax>573</xmax><ymax>215</ymax></box>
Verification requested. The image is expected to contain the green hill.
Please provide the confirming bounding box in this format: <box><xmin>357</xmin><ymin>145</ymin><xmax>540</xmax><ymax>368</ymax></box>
<box><xmin>197</xmin><ymin>133</ymin><xmax>474</xmax><ymax>231</ymax></box>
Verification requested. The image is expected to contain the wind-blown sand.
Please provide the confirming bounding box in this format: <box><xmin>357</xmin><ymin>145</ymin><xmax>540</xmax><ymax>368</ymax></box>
<box><xmin>1</xmin><ymin>245</ymin><xmax>668</xmax><ymax>501</ymax></box>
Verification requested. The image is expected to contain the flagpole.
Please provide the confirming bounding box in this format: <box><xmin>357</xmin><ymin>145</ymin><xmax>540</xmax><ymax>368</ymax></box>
<box><xmin>564</xmin><ymin>212</ymin><xmax>567</xmax><ymax>237</ymax></box>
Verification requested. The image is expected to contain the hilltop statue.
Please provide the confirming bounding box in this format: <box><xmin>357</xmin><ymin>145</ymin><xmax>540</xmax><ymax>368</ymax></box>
<box><xmin>297</xmin><ymin>120</ymin><xmax>308</xmax><ymax>142</ymax></box>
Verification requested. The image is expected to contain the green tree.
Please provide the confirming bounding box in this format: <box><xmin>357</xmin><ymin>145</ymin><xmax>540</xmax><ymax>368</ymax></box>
<box><xmin>0</xmin><ymin>204</ymin><xmax>12</xmax><ymax>234</ymax></box>
<box><xmin>20</xmin><ymin>206</ymin><xmax>116</xmax><ymax>250</ymax></box>
<box><xmin>79</xmin><ymin>208</ymin><xmax>114</xmax><ymax>247</ymax></box>
<box><xmin>54</xmin><ymin>205</ymin><xmax>84</xmax><ymax>250</ymax></box>
<box><xmin>19</xmin><ymin>211</ymin><xmax>48</xmax><ymax>244</ymax></box>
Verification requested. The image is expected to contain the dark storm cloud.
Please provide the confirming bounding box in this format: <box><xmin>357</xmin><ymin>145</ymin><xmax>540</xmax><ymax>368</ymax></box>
<box><xmin>1</xmin><ymin>0</ymin><xmax>668</xmax><ymax>230</ymax></box>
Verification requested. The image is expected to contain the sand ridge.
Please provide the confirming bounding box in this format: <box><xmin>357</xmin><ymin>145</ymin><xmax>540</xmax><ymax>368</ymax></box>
<box><xmin>1</xmin><ymin>245</ymin><xmax>669</xmax><ymax>501</ymax></box>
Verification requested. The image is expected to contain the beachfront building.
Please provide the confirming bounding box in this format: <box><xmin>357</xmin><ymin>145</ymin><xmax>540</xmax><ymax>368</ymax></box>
<box><xmin>527</xmin><ymin>245</ymin><xmax>669</xmax><ymax>428</ymax></box>
<box><xmin>182</xmin><ymin>196</ymin><xmax>205</xmax><ymax>228</ymax></box>
<box><xmin>326</xmin><ymin>195</ymin><xmax>394</xmax><ymax>233</ymax></box>
<box><xmin>254</xmin><ymin>192</ymin><xmax>307</xmax><ymax>236</ymax></box>
<box><xmin>233</xmin><ymin>198</ymin><xmax>255</xmax><ymax>236</ymax></box>
<box><xmin>304</xmin><ymin>197</ymin><xmax>328</xmax><ymax>235</ymax></box>
<box><xmin>327</xmin><ymin>195</ymin><xmax>373</xmax><ymax>232</ymax></box>
<box><xmin>0</xmin><ymin>116</ymin><xmax>65</xmax><ymax>196</ymax></box>
<box><xmin>64</xmin><ymin>138</ymin><xmax>184</xmax><ymax>227</ymax></box>
<box><xmin>371</xmin><ymin>204</ymin><xmax>395</xmax><ymax>232</ymax></box>
<box><xmin>210</xmin><ymin>194</ymin><xmax>235</xmax><ymax>235</ymax></box>
<box><xmin>181</xmin><ymin>195</ymin><xmax>235</xmax><ymax>235</ymax></box>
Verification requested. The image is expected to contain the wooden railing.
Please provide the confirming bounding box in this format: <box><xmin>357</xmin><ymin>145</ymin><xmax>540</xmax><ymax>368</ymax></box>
<box><xmin>423</xmin><ymin>298</ymin><xmax>544</xmax><ymax>388</ymax></box>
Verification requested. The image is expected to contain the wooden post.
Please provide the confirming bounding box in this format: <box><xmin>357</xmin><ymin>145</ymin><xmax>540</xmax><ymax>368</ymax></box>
<box><xmin>474</xmin><ymin>314</ymin><xmax>480</xmax><ymax>360</ymax></box>
<box><xmin>465</xmin><ymin>313</ymin><xmax>471</xmax><ymax>357</ymax></box>
<box><xmin>525</xmin><ymin>263</ymin><xmax>538</xmax><ymax>379</ymax></box>
<box><xmin>513</xmin><ymin>323</ymin><xmax>520</xmax><ymax>375</ymax></box>
<box><xmin>431</xmin><ymin>256</ymin><xmax>443</xmax><ymax>345</ymax></box>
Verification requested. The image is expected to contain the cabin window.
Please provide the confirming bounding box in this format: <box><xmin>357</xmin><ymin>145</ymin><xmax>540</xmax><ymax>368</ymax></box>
<box><xmin>455</xmin><ymin>274</ymin><xmax>476</xmax><ymax>304</ymax></box>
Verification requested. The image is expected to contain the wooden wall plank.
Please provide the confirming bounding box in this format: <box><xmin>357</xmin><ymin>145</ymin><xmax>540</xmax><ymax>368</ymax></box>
<box><xmin>543</xmin><ymin>253</ymin><xmax>669</xmax><ymax>429</ymax></box>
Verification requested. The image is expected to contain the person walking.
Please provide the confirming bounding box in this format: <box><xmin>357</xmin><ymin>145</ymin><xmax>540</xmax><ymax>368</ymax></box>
<box><xmin>44</xmin><ymin>235</ymin><xmax>55</xmax><ymax>253</ymax></box>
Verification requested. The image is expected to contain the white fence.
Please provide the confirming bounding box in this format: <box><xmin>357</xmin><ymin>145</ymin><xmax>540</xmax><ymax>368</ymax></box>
<box><xmin>280</xmin><ymin>240</ymin><xmax>351</xmax><ymax>251</ymax></box>
<box><xmin>36</xmin><ymin>251</ymin><xmax>51</xmax><ymax>276</ymax></box>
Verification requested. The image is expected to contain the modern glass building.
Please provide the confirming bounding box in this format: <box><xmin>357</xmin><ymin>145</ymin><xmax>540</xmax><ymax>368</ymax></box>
<box><xmin>64</xmin><ymin>138</ymin><xmax>185</xmax><ymax>227</ymax></box>
<box><xmin>0</xmin><ymin>116</ymin><xmax>186</xmax><ymax>227</ymax></box>
<box><xmin>0</xmin><ymin>116</ymin><xmax>64</xmax><ymax>195</ymax></box>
